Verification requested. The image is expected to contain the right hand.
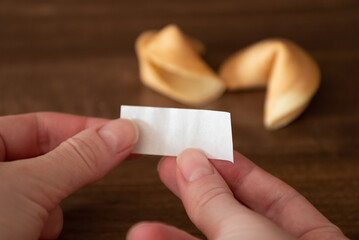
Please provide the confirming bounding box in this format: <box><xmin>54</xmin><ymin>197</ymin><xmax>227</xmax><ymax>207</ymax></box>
<box><xmin>128</xmin><ymin>148</ymin><xmax>348</xmax><ymax>240</ymax></box>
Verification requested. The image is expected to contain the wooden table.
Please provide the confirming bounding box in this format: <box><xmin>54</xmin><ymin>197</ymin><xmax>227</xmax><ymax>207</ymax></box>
<box><xmin>1</xmin><ymin>0</ymin><xmax>358</xmax><ymax>239</ymax></box>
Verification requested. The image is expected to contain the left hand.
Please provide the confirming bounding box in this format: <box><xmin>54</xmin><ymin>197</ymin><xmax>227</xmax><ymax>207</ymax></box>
<box><xmin>0</xmin><ymin>112</ymin><xmax>138</xmax><ymax>240</ymax></box>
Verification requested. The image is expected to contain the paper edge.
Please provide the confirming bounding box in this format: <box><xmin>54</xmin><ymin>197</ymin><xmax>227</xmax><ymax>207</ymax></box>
<box><xmin>120</xmin><ymin>105</ymin><xmax>234</xmax><ymax>163</ymax></box>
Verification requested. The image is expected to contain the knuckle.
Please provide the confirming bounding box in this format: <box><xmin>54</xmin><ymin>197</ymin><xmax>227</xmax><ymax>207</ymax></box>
<box><xmin>264</xmin><ymin>189</ymin><xmax>300</xmax><ymax>218</ymax></box>
<box><xmin>189</xmin><ymin>185</ymin><xmax>230</xmax><ymax>218</ymax></box>
<box><xmin>62</xmin><ymin>136</ymin><xmax>101</xmax><ymax>175</ymax></box>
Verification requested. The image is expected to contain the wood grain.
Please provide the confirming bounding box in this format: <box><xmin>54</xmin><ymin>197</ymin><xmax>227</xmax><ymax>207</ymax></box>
<box><xmin>0</xmin><ymin>0</ymin><xmax>358</xmax><ymax>239</ymax></box>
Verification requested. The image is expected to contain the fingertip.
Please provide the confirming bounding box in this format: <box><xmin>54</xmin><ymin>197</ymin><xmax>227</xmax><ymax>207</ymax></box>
<box><xmin>177</xmin><ymin>148</ymin><xmax>214</xmax><ymax>182</ymax></box>
<box><xmin>127</xmin><ymin>222</ymin><xmax>199</xmax><ymax>240</ymax></box>
<box><xmin>40</xmin><ymin>205</ymin><xmax>63</xmax><ymax>240</ymax></box>
<box><xmin>127</xmin><ymin>222</ymin><xmax>162</xmax><ymax>240</ymax></box>
<box><xmin>98</xmin><ymin>118</ymin><xmax>139</xmax><ymax>154</ymax></box>
<box><xmin>157</xmin><ymin>156</ymin><xmax>179</xmax><ymax>197</ymax></box>
<box><xmin>157</xmin><ymin>156</ymin><xmax>167</xmax><ymax>172</ymax></box>
<box><xmin>119</xmin><ymin>118</ymin><xmax>140</xmax><ymax>144</ymax></box>
<box><xmin>177</xmin><ymin>148</ymin><xmax>208</xmax><ymax>164</ymax></box>
<box><xmin>127</xmin><ymin>222</ymin><xmax>147</xmax><ymax>240</ymax></box>
<box><xmin>157</xmin><ymin>156</ymin><xmax>176</xmax><ymax>173</ymax></box>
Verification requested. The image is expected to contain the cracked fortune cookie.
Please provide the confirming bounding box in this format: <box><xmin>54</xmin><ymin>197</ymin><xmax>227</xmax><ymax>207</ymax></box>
<box><xmin>135</xmin><ymin>24</ymin><xmax>225</xmax><ymax>106</ymax></box>
<box><xmin>219</xmin><ymin>39</ymin><xmax>321</xmax><ymax>130</ymax></box>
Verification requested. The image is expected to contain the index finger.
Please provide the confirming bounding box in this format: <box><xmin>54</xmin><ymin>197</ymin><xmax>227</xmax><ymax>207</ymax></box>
<box><xmin>0</xmin><ymin>112</ymin><xmax>108</xmax><ymax>161</ymax></box>
<box><xmin>212</xmin><ymin>152</ymin><xmax>347</xmax><ymax>239</ymax></box>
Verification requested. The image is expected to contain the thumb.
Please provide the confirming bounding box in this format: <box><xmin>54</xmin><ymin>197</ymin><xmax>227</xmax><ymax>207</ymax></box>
<box><xmin>176</xmin><ymin>149</ymin><xmax>295</xmax><ymax>239</ymax></box>
<box><xmin>15</xmin><ymin>118</ymin><xmax>138</xmax><ymax>209</ymax></box>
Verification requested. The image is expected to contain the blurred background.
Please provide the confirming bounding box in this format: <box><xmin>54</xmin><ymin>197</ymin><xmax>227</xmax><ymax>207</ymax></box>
<box><xmin>0</xmin><ymin>0</ymin><xmax>358</xmax><ymax>239</ymax></box>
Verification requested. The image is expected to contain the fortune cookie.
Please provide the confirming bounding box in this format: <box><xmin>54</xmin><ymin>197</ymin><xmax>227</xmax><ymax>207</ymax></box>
<box><xmin>135</xmin><ymin>25</ymin><xmax>225</xmax><ymax>106</ymax></box>
<box><xmin>219</xmin><ymin>39</ymin><xmax>321</xmax><ymax>129</ymax></box>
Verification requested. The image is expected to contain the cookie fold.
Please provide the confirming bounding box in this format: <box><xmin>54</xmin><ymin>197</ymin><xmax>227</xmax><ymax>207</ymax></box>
<box><xmin>136</xmin><ymin>25</ymin><xmax>225</xmax><ymax>106</ymax></box>
<box><xmin>219</xmin><ymin>39</ymin><xmax>321</xmax><ymax>129</ymax></box>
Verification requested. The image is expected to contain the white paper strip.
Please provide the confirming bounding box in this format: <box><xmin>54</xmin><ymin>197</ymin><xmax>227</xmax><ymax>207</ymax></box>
<box><xmin>120</xmin><ymin>105</ymin><xmax>233</xmax><ymax>162</ymax></box>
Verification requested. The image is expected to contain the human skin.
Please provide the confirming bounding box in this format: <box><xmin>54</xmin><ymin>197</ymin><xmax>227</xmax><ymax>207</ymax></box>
<box><xmin>0</xmin><ymin>113</ymin><xmax>348</xmax><ymax>240</ymax></box>
<box><xmin>128</xmin><ymin>149</ymin><xmax>349</xmax><ymax>240</ymax></box>
<box><xmin>0</xmin><ymin>112</ymin><xmax>138</xmax><ymax>239</ymax></box>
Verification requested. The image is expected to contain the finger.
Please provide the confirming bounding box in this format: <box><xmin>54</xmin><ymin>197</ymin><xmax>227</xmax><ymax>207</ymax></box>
<box><xmin>211</xmin><ymin>151</ymin><xmax>347</xmax><ymax>240</ymax></box>
<box><xmin>158</xmin><ymin>156</ymin><xmax>179</xmax><ymax>196</ymax></box>
<box><xmin>127</xmin><ymin>222</ymin><xmax>199</xmax><ymax>240</ymax></box>
<box><xmin>9</xmin><ymin>118</ymin><xmax>138</xmax><ymax>211</ymax></box>
<box><xmin>40</xmin><ymin>205</ymin><xmax>63</xmax><ymax>240</ymax></box>
<box><xmin>175</xmin><ymin>148</ymin><xmax>293</xmax><ymax>239</ymax></box>
<box><xmin>160</xmin><ymin>151</ymin><xmax>347</xmax><ymax>239</ymax></box>
<box><xmin>0</xmin><ymin>112</ymin><xmax>108</xmax><ymax>161</ymax></box>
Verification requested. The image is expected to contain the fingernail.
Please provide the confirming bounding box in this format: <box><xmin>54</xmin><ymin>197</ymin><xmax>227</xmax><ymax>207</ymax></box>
<box><xmin>98</xmin><ymin>119</ymin><xmax>139</xmax><ymax>153</ymax></box>
<box><xmin>177</xmin><ymin>149</ymin><xmax>214</xmax><ymax>182</ymax></box>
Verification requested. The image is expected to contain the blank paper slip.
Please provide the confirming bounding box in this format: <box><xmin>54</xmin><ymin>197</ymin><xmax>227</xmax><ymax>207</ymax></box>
<box><xmin>120</xmin><ymin>105</ymin><xmax>233</xmax><ymax>162</ymax></box>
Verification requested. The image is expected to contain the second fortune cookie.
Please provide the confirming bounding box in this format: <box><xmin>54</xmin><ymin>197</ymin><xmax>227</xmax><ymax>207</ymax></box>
<box><xmin>219</xmin><ymin>39</ymin><xmax>321</xmax><ymax>130</ymax></box>
<box><xmin>135</xmin><ymin>25</ymin><xmax>225</xmax><ymax>106</ymax></box>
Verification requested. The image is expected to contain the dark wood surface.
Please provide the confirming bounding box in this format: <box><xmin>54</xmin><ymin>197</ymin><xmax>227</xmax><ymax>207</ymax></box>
<box><xmin>1</xmin><ymin>0</ymin><xmax>359</xmax><ymax>239</ymax></box>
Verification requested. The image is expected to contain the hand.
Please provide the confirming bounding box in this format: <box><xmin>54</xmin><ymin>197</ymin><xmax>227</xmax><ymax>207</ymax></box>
<box><xmin>0</xmin><ymin>112</ymin><xmax>138</xmax><ymax>240</ymax></box>
<box><xmin>128</xmin><ymin>149</ymin><xmax>348</xmax><ymax>240</ymax></box>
